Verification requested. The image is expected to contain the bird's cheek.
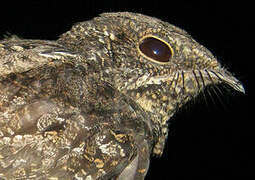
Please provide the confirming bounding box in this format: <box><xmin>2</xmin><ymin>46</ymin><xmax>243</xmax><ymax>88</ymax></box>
<box><xmin>135</xmin><ymin>96</ymin><xmax>154</xmax><ymax>114</ymax></box>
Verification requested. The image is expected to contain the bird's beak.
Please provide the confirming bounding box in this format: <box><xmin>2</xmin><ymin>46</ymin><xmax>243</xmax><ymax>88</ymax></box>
<box><xmin>212</xmin><ymin>69</ymin><xmax>245</xmax><ymax>94</ymax></box>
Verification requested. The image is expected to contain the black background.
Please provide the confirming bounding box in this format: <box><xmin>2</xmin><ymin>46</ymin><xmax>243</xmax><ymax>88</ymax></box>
<box><xmin>0</xmin><ymin>1</ymin><xmax>251</xmax><ymax>179</ymax></box>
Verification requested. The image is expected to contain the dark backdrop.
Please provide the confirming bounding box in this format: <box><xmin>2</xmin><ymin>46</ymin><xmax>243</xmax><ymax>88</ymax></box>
<box><xmin>0</xmin><ymin>1</ymin><xmax>251</xmax><ymax>179</ymax></box>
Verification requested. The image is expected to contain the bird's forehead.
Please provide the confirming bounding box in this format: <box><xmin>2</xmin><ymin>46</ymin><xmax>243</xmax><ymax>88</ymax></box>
<box><xmin>100</xmin><ymin>12</ymin><xmax>189</xmax><ymax>36</ymax></box>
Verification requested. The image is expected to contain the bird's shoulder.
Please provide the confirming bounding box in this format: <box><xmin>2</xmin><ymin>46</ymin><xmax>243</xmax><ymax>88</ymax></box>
<box><xmin>0</xmin><ymin>37</ymin><xmax>79</xmax><ymax>77</ymax></box>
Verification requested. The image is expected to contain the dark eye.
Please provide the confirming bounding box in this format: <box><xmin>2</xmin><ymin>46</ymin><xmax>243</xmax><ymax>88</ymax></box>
<box><xmin>139</xmin><ymin>36</ymin><xmax>173</xmax><ymax>63</ymax></box>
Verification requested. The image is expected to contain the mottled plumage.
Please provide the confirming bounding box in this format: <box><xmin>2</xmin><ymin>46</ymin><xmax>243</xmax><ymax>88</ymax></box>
<box><xmin>0</xmin><ymin>12</ymin><xmax>244</xmax><ymax>179</ymax></box>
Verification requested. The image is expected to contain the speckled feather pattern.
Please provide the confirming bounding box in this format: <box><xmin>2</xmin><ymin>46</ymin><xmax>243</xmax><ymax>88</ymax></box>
<box><xmin>0</xmin><ymin>12</ymin><xmax>244</xmax><ymax>179</ymax></box>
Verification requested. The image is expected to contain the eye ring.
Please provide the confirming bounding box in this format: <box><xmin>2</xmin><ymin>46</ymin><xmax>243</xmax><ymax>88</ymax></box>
<box><xmin>138</xmin><ymin>35</ymin><xmax>174</xmax><ymax>64</ymax></box>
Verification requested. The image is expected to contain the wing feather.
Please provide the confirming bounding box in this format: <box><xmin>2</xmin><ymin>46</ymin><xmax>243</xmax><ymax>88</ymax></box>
<box><xmin>0</xmin><ymin>38</ymin><xmax>75</xmax><ymax>77</ymax></box>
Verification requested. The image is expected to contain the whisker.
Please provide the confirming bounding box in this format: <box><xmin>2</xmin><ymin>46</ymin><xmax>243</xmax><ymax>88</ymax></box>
<box><xmin>214</xmin><ymin>84</ymin><xmax>224</xmax><ymax>97</ymax></box>
<box><xmin>209</xmin><ymin>70</ymin><xmax>222</xmax><ymax>82</ymax></box>
<box><xmin>173</xmin><ymin>72</ymin><xmax>179</xmax><ymax>94</ymax></box>
<box><xmin>205</xmin><ymin>69</ymin><xmax>214</xmax><ymax>85</ymax></box>
<box><xmin>215</xmin><ymin>85</ymin><xmax>230</xmax><ymax>110</ymax></box>
<box><xmin>192</xmin><ymin>70</ymin><xmax>200</xmax><ymax>90</ymax></box>
<box><xmin>212</xmin><ymin>85</ymin><xmax>228</xmax><ymax>111</ymax></box>
<box><xmin>221</xmin><ymin>83</ymin><xmax>234</xmax><ymax>94</ymax></box>
<box><xmin>169</xmin><ymin>72</ymin><xmax>177</xmax><ymax>88</ymax></box>
<box><xmin>181</xmin><ymin>70</ymin><xmax>185</xmax><ymax>93</ymax></box>
<box><xmin>204</xmin><ymin>86</ymin><xmax>215</xmax><ymax>107</ymax></box>
<box><xmin>198</xmin><ymin>70</ymin><xmax>209</xmax><ymax>107</ymax></box>
<box><xmin>206</xmin><ymin>70</ymin><xmax>231</xmax><ymax>111</ymax></box>
<box><xmin>217</xmin><ymin>71</ymin><xmax>224</xmax><ymax>77</ymax></box>
<box><xmin>198</xmin><ymin>70</ymin><xmax>205</xmax><ymax>88</ymax></box>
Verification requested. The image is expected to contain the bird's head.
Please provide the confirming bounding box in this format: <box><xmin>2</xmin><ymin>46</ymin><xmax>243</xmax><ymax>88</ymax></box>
<box><xmin>59</xmin><ymin>12</ymin><xmax>244</xmax><ymax>155</ymax></box>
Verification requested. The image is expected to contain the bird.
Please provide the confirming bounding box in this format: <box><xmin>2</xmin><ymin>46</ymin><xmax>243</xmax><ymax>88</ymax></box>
<box><xmin>0</xmin><ymin>12</ymin><xmax>244</xmax><ymax>180</ymax></box>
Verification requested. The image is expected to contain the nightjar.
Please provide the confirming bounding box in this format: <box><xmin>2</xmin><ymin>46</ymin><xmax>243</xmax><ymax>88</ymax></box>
<box><xmin>0</xmin><ymin>12</ymin><xmax>244</xmax><ymax>179</ymax></box>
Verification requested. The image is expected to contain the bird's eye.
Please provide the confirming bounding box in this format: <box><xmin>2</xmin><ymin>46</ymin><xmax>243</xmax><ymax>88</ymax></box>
<box><xmin>139</xmin><ymin>36</ymin><xmax>173</xmax><ymax>63</ymax></box>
